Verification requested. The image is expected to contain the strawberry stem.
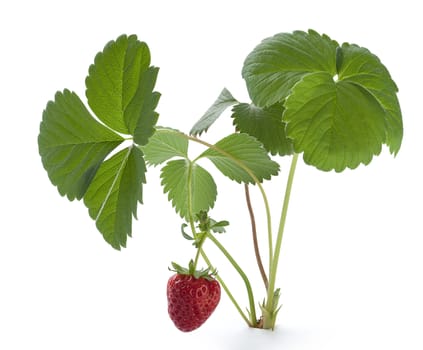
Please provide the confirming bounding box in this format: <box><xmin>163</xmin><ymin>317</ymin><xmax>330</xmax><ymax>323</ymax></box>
<box><xmin>192</xmin><ymin>232</ymin><xmax>207</xmax><ymax>271</ymax></box>
<box><xmin>186</xmin><ymin>159</ymin><xmax>197</xmax><ymax>235</ymax></box>
<box><xmin>263</xmin><ymin>153</ymin><xmax>299</xmax><ymax>329</ymax></box>
<box><xmin>185</xmin><ymin>164</ymin><xmax>253</xmax><ymax>325</ymax></box>
<box><xmin>206</xmin><ymin>232</ymin><xmax>258</xmax><ymax>327</ymax></box>
<box><xmin>200</xmin><ymin>250</ymin><xmax>253</xmax><ymax>327</ymax></box>
<box><xmin>184</xmin><ymin>132</ymin><xmax>272</xmax><ymax>328</ymax></box>
<box><xmin>188</xmin><ymin>134</ymin><xmax>274</xmax><ymax>268</ymax></box>
<box><xmin>244</xmin><ymin>183</ymin><xmax>269</xmax><ymax>290</ymax></box>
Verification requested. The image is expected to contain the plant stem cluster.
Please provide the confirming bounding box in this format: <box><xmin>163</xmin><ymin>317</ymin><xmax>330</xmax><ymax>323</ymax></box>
<box><xmin>182</xmin><ymin>133</ymin><xmax>300</xmax><ymax>329</ymax></box>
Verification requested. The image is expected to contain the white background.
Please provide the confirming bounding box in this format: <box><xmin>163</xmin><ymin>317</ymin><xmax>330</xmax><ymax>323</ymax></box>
<box><xmin>1</xmin><ymin>1</ymin><xmax>422</xmax><ymax>349</ymax></box>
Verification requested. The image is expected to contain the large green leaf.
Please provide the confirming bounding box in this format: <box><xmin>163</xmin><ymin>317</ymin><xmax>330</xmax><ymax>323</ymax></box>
<box><xmin>242</xmin><ymin>29</ymin><xmax>338</xmax><ymax>107</ymax></box>
<box><xmin>83</xmin><ymin>146</ymin><xmax>146</xmax><ymax>249</ymax></box>
<box><xmin>38</xmin><ymin>89</ymin><xmax>124</xmax><ymax>200</ymax></box>
<box><xmin>85</xmin><ymin>34</ymin><xmax>160</xmax><ymax>144</ymax></box>
<box><xmin>161</xmin><ymin>159</ymin><xmax>217</xmax><ymax>220</ymax></box>
<box><xmin>199</xmin><ymin>133</ymin><xmax>280</xmax><ymax>183</ymax></box>
<box><xmin>243</xmin><ymin>29</ymin><xmax>403</xmax><ymax>171</ymax></box>
<box><xmin>190</xmin><ymin>88</ymin><xmax>238</xmax><ymax>136</ymax></box>
<box><xmin>140</xmin><ymin>127</ymin><xmax>188</xmax><ymax>166</ymax></box>
<box><xmin>283</xmin><ymin>72</ymin><xmax>386</xmax><ymax>172</ymax></box>
<box><xmin>231</xmin><ymin>103</ymin><xmax>293</xmax><ymax>156</ymax></box>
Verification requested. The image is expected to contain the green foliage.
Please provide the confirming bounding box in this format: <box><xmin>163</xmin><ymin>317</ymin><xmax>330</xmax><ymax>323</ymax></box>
<box><xmin>161</xmin><ymin>160</ymin><xmax>217</xmax><ymax>220</ymax></box>
<box><xmin>196</xmin><ymin>211</ymin><xmax>229</xmax><ymax>234</ymax></box>
<box><xmin>242</xmin><ymin>29</ymin><xmax>338</xmax><ymax>107</ymax></box>
<box><xmin>38</xmin><ymin>30</ymin><xmax>404</xmax><ymax>253</ymax></box>
<box><xmin>38</xmin><ymin>90</ymin><xmax>124</xmax><ymax>201</ymax></box>
<box><xmin>200</xmin><ymin>133</ymin><xmax>280</xmax><ymax>183</ymax></box>
<box><xmin>83</xmin><ymin>146</ymin><xmax>146</xmax><ymax>249</ymax></box>
<box><xmin>140</xmin><ymin>127</ymin><xmax>188</xmax><ymax>165</ymax></box>
<box><xmin>283</xmin><ymin>72</ymin><xmax>386</xmax><ymax>171</ymax></box>
<box><xmin>143</xmin><ymin>127</ymin><xmax>279</xmax><ymax>222</ymax></box>
<box><xmin>38</xmin><ymin>35</ymin><xmax>159</xmax><ymax>249</ymax></box>
<box><xmin>231</xmin><ymin>103</ymin><xmax>293</xmax><ymax>156</ymax></box>
<box><xmin>85</xmin><ymin>34</ymin><xmax>160</xmax><ymax>143</ymax></box>
<box><xmin>242</xmin><ymin>29</ymin><xmax>403</xmax><ymax>171</ymax></box>
<box><xmin>141</xmin><ymin>128</ymin><xmax>219</xmax><ymax>220</ymax></box>
<box><xmin>192</xmin><ymin>89</ymin><xmax>295</xmax><ymax>157</ymax></box>
<box><xmin>337</xmin><ymin>43</ymin><xmax>403</xmax><ymax>155</ymax></box>
<box><xmin>190</xmin><ymin>88</ymin><xmax>238</xmax><ymax>136</ymax></box>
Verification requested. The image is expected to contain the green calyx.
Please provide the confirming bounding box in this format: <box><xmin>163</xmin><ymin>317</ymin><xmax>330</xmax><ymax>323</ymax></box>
<box><xmin>169</xmin><ymin>260</ymin><xmax>217</xmax><ymax>280</ymax></box>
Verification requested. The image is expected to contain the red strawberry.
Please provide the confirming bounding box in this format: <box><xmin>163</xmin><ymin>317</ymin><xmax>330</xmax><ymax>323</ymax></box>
<box><xmin>167</xmin><ymin>265</ymin><xmax>221</xmax><ymax>332</ymax></box>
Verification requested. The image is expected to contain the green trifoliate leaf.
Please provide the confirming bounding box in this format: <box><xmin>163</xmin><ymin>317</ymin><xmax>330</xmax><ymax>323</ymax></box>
<box><xmin>242</xmin><ymin>29</ymin><xmax>338</xmax><ymax>107</ymax></box>
<box><xmin>231</xmin><ymin>103</ymin><xmax>293</xmax><ymax>156</ymax></box>
<box><xmin>83</xmin><ymin>146</ymin><xmax>146</xmax><ymax>250</ymax></box>
<box><xmin>161</xmin><ymin>160</ymin><xmax>217</xmax><ymax>220</ymax></box>
<box><xmin>86</xmin><ymin>34</ymin><xmax>160</xmax><ymax>144</ymax></box>
<box><xmin>38</xmin><ymin>35</ymin><xmax>163</xmax><ymax>250</ymax></box>
<box><xmin>283</xmin><ymin>72</ymin><xmax>387</xmax><ymax>172</ymax></box>
<box><xmin>190</xmin><ymin>88</ymin><xmax>238</xmax><ymax>136</ymax></box>
<box><xmin>140</xmin><ymin>127</ymin><xmax>188</xmax><ymax>166</ymax></box>
<box><xmin>38</xmin><ymin>89</ymin><xmax>124</xmax><ymax>200</ymax></box>
<box><xmin>199</xmin><ymin>133</ymin><xmax>280</xmax><ymax>183</ymax></box>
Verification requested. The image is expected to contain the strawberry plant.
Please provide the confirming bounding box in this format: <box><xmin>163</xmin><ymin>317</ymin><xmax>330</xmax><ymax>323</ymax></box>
<box><xmin>38</xmin><ymin>30</ymin><xmax>403</xmax><ymax>331</ymax></box>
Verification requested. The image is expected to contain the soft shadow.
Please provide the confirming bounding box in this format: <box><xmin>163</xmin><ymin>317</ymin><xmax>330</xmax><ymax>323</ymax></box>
<box><xmin>214</xmin><ymin>325</ymin><xmax>320</xmax><ymax>350</ymax></box>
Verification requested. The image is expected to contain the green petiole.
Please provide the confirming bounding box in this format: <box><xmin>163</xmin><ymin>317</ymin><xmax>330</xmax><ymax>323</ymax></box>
<box><xmin>263</xmin><ymin>153</ymin><xmax>299</xmax><ymax>329</ymax></box>
<box><xmin>200</xmin><ymin>250</ymin><xmax>252</xmax><ymax>327</ymax></box>
<box><xmin>206</xmin><ymin>232</ymin><xmax>258</xmax><ymax>327</ymax></box>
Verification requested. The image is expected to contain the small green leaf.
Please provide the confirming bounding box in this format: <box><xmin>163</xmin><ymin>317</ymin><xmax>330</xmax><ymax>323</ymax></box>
<box><xmin>140</xmin><ymin>127</ymin><xmax>188</xmax><ymax>166</ymax></box>
<box><xmin>195</xmin><ymin>211</ymin><xmax>226</xmax><ymax>233</ymax></box>
<box><xmin>242</xmin><ymin>29</ymin><xmax>338</xmax><ymax>107</ymax></box>
<box><xmin>231</xmin><ymin>103</ymin><xmax>293</xmax><ymax>156</ymax></box>
<box><xmin>83</xmin><ymin>146</ymin><xmax>146</xmax><ymax>250</ymax></box>
<box><xmin>190</xmin><ymin>88</ymin><xmax>238</xmax><ymax>135</ymax></box>
<box><xmin>283</xmin><ymin>72</ymin><xmax>386</xmax><ymax>172</ymax></box>
<box><xmin>210</xmin><ymin>219</ymin><xmax>229</xmax><ymax>234</ymax></box>
<box><xmin>85</xmin><ymin>34</ymin><xmax>160</xmax><ymax>143</ymax></box>
<box><xmin>180</xmin><ymin>223</ymin><xmax>194</xmax><ymax>241</ymax></box>
<box><xmin>38</xmin><ymin>89</ymin><xmax>124</xmax><ymax>200</ymax></box>
<box><xmin>200</xmin><ymin>133</ymin><xmax>280</xmax><ymax>183</ymax></box>
<box><xmin>161</xmin><ymin>160</ymin><xmax>217</xmax><ymax>220</ymax></box>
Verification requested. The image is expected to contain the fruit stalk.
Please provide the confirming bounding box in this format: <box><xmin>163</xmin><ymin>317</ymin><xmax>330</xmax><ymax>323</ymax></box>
<box><xmin>200</xmin><ymin>251</ymin><xmax>252</xmax><ymax>326</ymax></box>
<box><xmin>206</xmin><ymin>232</ymin><xmax>258</xmax><ymax>327</ymax></box>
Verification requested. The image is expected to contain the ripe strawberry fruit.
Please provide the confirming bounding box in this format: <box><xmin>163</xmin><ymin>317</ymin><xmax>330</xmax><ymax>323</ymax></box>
<box><xmin>167</xmin><ymin>263</ymin><xmax>221</xmax><ymax>332</ymax></box>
